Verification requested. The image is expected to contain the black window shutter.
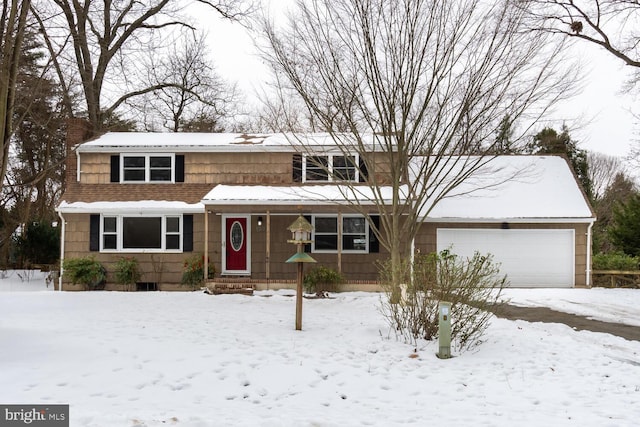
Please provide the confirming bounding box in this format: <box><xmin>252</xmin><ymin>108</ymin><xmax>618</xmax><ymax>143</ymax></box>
<box><xmin>183</xmin><ymin>214</ymin><xmax>193</xmax><ymax>252</ymax></box>
<box><xmin>369</xmin><ymin>215</ymin><xmax>379</xmax><ymax>253</ymax></box>
<box><xmin>175</xmin><ymin>155</ymin><xmax>185</xmax><ymax>182</ymax></box>
<box><xmin>89</xmin><ymin>214</ymin><xmax>100</xmax><ymax>251</ymax></box>
<box><xmin>110</xmin><ymin>155</ymin><xmax>120</xmax><ymax>182</ymax></box>
<box><xmin>293</xmin><ymin>154</ymin><xmax>302</xmax><ymax>182</ymax></box>
<box><xmin>359</xmin><ymin>156</ymin><xmax>368</xmax><ymax>183</ymax></box>
<box><xmin>303</xmin><ymin>214</ymin><xmax>312</xmax><ymax>253</ymax></box>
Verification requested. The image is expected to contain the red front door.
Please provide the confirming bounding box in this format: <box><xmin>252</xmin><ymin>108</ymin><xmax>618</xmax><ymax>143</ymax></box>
<box><xmin>224</xmin><ymin>217</ymin><xmax>248</xmax><ymax>273</ymax></box>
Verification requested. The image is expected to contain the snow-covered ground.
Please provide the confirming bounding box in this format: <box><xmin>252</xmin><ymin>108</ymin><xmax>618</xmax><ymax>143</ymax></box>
<box><xmin>1</xmin><ymin>271</ymin><xmax>639</xmax><ymax>426</ymax></box>
<box><xmin>504</xmin><ymin>288</ymin><xmax>640</xmax><ymax>327</ymax></box>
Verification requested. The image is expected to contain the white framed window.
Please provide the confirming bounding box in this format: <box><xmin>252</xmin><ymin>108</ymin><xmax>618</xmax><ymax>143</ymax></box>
<box><xmin>303</xmin><ymin>154</ymin><xmax>358</xmax><ymax>182</ymax></box>
<box><xmin>313</xmin><ymin>216</ymin><xmax>338</xmax><ymax>251</ymax></box>
<box><xmin>121</xmin><ymin>154</ymin><xmax>174</xmax><ymax>183</ymax></box>
<box><xmin>342</xmin><ymin>216</ymin><xmax>367</xmax><ymax>251</ymax></box>
<box><xmin>100</xmin><ymin>214</ymin><xmax>183</xmax><ymax>252</ymax></box>
<box><xmin>312</xmin><ymin>215</ymin><xmax>368</xmax><ymax>253</ymax></box>
<box><xmin>102</xmin><ymin>216</ymin><xmax>117</xmax><ymax>250</ymax></box>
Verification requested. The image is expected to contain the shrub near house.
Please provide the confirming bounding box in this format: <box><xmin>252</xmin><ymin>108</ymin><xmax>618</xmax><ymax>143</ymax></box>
<box><xmin>181</xmin><ymin>254</ymin><xmax>215</xmax><ymax>290</ymax></box>
<box><xmin>62</xmin><ymin>256</ymin><xmax>106</xmax><ymax>290</ymax></box>
<box><xmin>303</xmin><ymin>266</ymin><xmax>344</xmax><ymax>296</ymax></box>
<box><xmin>114</xmin><ymin>257</ymin><xmax>141</xmax><ymax>291</ymax></box>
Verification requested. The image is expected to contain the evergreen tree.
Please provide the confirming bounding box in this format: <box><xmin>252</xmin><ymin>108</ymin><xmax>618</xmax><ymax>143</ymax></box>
<box><xmin>0</xmin><ymin>32</ymin><xmax>66</xmax><ymax>266</ymax></box>
<box><xmin>527</xmin><ymin>125</ymin><xmax>592</xmax><ymax>200</ymax></box>
<box><xmin>11</xmin><ymin>31</ymin><xmax>67</xmax><ymax>221</ymax></box>
<box><xmin>592</xmin><ymin>173</ymin><xmax>637</xmax><ymax>253</ymax></box>
<box><xmin>609</xmin><ymin>194</ymin><xmax>640</xmax><ymax>257</ymax></box>
<box><xmin>14</xmin><ymin>221</ymin><xmax>60</xmax><ymax>265</ymax></box>
<box><xmin>493</xmin><ymin>114</ymin><xmax>516</xmax><ymax>154</ymax></box>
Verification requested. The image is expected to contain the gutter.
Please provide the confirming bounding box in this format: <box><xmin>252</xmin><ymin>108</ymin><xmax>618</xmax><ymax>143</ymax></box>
<box><xmin>76</xmin><ymin>150</ymin><xmax>81</xmax><ymax>182</ymax></box>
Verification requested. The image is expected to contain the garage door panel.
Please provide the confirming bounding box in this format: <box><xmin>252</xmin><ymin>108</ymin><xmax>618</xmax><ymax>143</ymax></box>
<box><xmin>436</xmin><ymin>229</ymin><xmax>574</xmax><ymax>287</ymax></box>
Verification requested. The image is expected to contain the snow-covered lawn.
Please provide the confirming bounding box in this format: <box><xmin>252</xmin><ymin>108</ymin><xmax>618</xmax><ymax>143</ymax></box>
<box><xmin>1</xmin><ymin>272</ymin><xmax>639</xmax><ymax>426</ymax></box>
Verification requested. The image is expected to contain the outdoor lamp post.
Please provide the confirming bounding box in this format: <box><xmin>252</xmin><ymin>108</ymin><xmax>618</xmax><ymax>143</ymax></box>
<box><xmin>285</xmin><ymin>215</ymin><xmax>316</xmax><ymax>331</ymax></box>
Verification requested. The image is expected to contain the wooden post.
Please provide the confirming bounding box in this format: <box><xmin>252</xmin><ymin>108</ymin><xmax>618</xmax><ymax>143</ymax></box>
<box><xmin>295</xmin><ymin>244</ymin><xmax>303</xmax><ymax>331</ymax></box>
<box><xmin>286</xmin><ymin>215</ymin><xmax>315</xmax><ymax>331</ymax></box>
<box><xmin>266</xmin><ymin>211</ymin><xmax>271</xmax><ymax>283</ymax></box>
<box><xmin>337</xmin><ymin>212</ymin><xmax>342</xmax><ymax>273</ymax></box>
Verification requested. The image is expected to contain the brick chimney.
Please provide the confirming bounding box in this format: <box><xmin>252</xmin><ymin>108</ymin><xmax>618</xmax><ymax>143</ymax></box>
<box><xmin>65</xmin><ymin>118</ymin><xmax>92</xmax><ymax>184</ymax></box>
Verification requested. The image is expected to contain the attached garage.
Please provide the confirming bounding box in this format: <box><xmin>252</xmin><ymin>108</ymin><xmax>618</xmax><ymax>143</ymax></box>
<box><xmin>418</xmin><ymin>156</ymin><xmax>596</xmax><ymax>288</ymax></box>
<box><xmin>436</xmin><ymin>228</ymin><xmax>575</xmax><ymax>287</ymax></box>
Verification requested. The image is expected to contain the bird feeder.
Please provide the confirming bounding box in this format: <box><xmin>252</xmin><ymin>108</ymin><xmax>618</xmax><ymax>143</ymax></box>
<box><xmin>285</xmin><ymin>215</ymin><xmax>316</xmax><ymax>330</ymax></box>
<box><xmin>286</xmin><ymin>215</ymin><xmax>314</xmax><ymax>244</ymax></box>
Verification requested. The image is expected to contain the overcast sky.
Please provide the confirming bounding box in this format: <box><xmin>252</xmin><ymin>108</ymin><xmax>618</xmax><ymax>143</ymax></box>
<box><xmin>194</xmin><ymin>3</ymin><xmax>637</xmax><ymax>159</ymax></box>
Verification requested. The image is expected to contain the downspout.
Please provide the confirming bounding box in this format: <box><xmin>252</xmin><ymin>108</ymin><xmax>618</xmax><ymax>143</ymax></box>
<box><xmin>585</xmin><ymin>220</ymin><xmax>594</xmax><ymax>288</ymax></box>
<box><xmin>204</xmin><ymin>209</ymin><xmax>209</xmax><ymax>283</ymax></box>
<box><xmin>76</xmin><ymin>151</ymin><xmax>81</xmax><ymax>182</ymax></box>
<box><xmin>57</xmin><ymin>211</ymin><xmax>66</xmax><ymax>291</ymax></box>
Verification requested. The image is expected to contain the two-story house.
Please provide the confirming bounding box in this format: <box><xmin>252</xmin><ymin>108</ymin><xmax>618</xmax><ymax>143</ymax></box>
<box><xmin>56</xmin><ymin>119</ymin><xmax>595</xmax><ymax>290</ymax></box>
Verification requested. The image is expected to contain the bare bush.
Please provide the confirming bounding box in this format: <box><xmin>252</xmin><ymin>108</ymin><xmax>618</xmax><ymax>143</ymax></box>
<box><xmin>379</xmin><ymin>250</ymin><xmax>508</xmax><ymax>352</ymax></box>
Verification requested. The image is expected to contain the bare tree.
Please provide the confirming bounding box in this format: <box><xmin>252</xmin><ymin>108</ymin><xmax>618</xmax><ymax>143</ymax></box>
<box><xmin>629</xmin><ymin>110</ymin><xmax>640</xmax><ymax>170</ymax></box>
<box><xmin>137</xmin><ymin>32</ymin><xmax>239</xmax><ymax>132</ymax></box>
<box><xmin>518</xmin><ymin>1</ymin><xmax>640</xmax><ymax>169</ymax></box>
<box><xmin>31</xmin><ymin>0</ymin><xmax>251</xmax><ymax>135</ymax></box>
<box><xmin>519</xmin><ymin>0</ymin><xmax>639</xmax><ymax>75</ymax></box>
<box><xmin>260</xmin><ymin>0</ymin><xmax>576</xmax><ymax>289</ymax></box>
<box><xmin>0</xmin><ymin>0</ymin><xmax>32</xmax><ymax>186</ymax></box>
<box><xmin>7</xmin><ymin>30</ymin><xmax>67</xmax><ymax>223</ymax></box>
<box><xmin>587</xmin><ymin>151</ymin><xmax>628</xmax><ymax>202</ymax></box>
<box><xmin>245</xmin><ymin>87</ymin><xmax>315</xmax><ymax>133</ymax></box>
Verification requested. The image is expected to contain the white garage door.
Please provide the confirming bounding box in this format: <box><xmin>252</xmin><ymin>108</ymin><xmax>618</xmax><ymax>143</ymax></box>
<box><xmin>436</xmin><ymin>228</ymin><xmax>575</xmax><ymax>287</ymax></box>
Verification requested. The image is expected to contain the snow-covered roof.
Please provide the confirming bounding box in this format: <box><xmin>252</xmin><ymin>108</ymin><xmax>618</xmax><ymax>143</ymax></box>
<box><xmin>201</xmin><ymin>156</ymin><xmax>593</xmax><ymax>221</ymax></box>
<box><xmin>57</xmin><ymin>201</ymin><xmax>204</xmax><ymax>214</ymax></box>
<box><xmin>420</xmin><ymin>156</ymin><xmax>593</xmax><ymax>222</ymax></box>
<box><xmin>75</xmin><ymin>132</ymin><xmax>385</xmax><ymax>153</ymax></box>
<box><xmin>202</xmin><ymin>185</ymin><xmax>403</xmax><ymax>206</ymax></box>
<box><xmin>58</xmin><ymin>155</ymin><xmax>593</xmax><ymax>222</ymax></box>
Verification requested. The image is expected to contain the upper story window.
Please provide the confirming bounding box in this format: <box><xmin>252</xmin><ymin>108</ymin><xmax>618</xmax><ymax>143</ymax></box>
<box><xmin>305</xmin><ymin>156</ymin><xmax>329</xmax><ymax>181</ymax></box>
<box><xmin>303</xmin><ymin>154</ymin><xmax>358</xmax><ymax>182</ymax></box>
<box><xmin>110</xmin><ymin>154</ymin><xmax>185</xmax><ymax>183</ymax></box>
<box><xmin>122</xmin><ymin>154</ymin><xmax>174</xmax><ymax>183</ymax></box>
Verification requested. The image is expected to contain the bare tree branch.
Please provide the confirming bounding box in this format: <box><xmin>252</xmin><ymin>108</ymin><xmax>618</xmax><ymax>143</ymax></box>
<box><xmin>32</xmin><ymin>0</ymin><xmax>251</xmax><ymax>133</ymax></box>
<box><xmin>519</xmin><ymin>1</ymin><xmax>640</xmax><ymax>70</ymax></box>
<box><xmin>0</xmin><ymin>0</ymin><xmax>32</xmax><ymax>185</ymax></box>
<box><xmin>260</xmin><ymin>0</ymin><xmax>577</xmax><ymax>289</ymax></box>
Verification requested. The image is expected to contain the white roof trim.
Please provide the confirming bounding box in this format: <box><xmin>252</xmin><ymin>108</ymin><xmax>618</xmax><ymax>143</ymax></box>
<box><xmin>57</xmin><ymin>201</ymin><xmax>205</xmax><ymax>214</ymax></box>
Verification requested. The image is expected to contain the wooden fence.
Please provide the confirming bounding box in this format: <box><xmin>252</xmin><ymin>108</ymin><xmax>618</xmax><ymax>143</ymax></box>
<box><xmin>592</xmin><ymin>270</ymin><xmax>640</xmax><ymax>288</ymax></box>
